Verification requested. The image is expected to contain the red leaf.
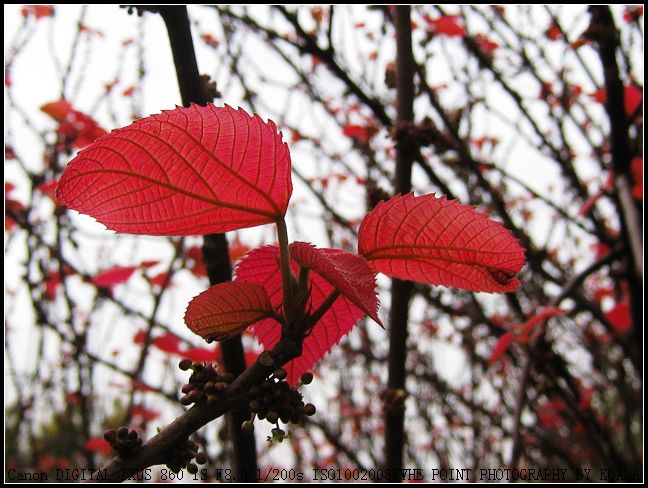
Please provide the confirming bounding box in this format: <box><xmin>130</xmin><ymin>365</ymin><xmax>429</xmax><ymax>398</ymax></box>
<box><xmin>245</xmin><ymin>350</ymin><xmax>259</xmax><ymax>366</ymax></box>
<box><xmin>289</xmin><ymin>242</ymin><xmax>382</xmax><ymax>326</ymax></box>
<box><xmin>201</xmin><ymin>33</ymin><xmax>220</xmax><ymax>48</ymax></box>
<box><xmin>474</xmin><ymin>34</ymin><xmax>499</xmax><ymax>55</ymax></box>
<box><xmin>186</xmin><ymin>245</ymin><xmax>208</xmax><ymax>277</ymax></box>
<box><xmin>343</xmin><ymin>124</ymin><xmax>377</xmax><ymax>144</ymax></box>
<box><xmin>131</xmin><ymin>405</ymin><xmax>160</xmax><ymax>422</ymax></box>
<box><xmin>21</xmin><ymin>5</ymin><xmax>54</xmax><ymax>19</ymax></box>
<box><xmin>625</xmin><ymin>85</ymin><xmax>642</xmax><ymax>116</ymax></box>
<box><xmin>425</xmin><ymin>15</ymin><xmax>465</xmax><ymax>37</ymax></box>
<box><xmin>606</xmin><ymin>301</ymin><xmax>632</xmax><ymax>333</ymax></box>
<box><xmin>578</xmin><ymin>189</ymin><xmax>603</xmax><ymax>216</ymax></box>
<box><xmin>148</xmin><ymin>271</ymin><xmax>172</xmax><ymax>289</ymax></box>
<box><xmin>545</xmin><ymin>22</ymin><xmax>562</xmax><ymax>41</ymax></box>
<box><xmin>488</xmin><ymin>332</ymin><xmax>515</xmax><ymax>367</ymax></box>
<box><xmin>623</xmin><ymin>5</ymin><xmax>643</xmax><ymax>23</ymax></box>
<box><xmin>358</xmin><ymin>193</ymin><xmax>526</xmax><ymax>292</ymax></box>
<box><xmin>56</xmin><ymin>104</ymin><xmax>292</xmax><ymax>236</ymax></box>
<box><xmin>41</xmin><ymin>100</ymin><xmax>74</xmax><ymax>121</ymax></box>
<box><xmin>41</xmin><ymin>100</ymin><xmax>107</xmax><ymax>149</ymax></box>
<box><xmin>36</xmin><ymin>179</ymin><xmax>59</xmax><ymax>199</ymax></box>
<box><xmin>589</xmin><ymin>87</ymin><xmax>607</xmax><ymax>104</ymax></box>
<box><xmin>631</xmin><ymin>156</ymin><xmax>642</xmax><ymax>199</ymax></box>
<box><xmin>518</xmin><ymin>306</ymin><xmax>565</xmax><ymax>340</ymax></box>
<box><xmin>229</xmin><ymin>238</ymin><xmax>251</xmax><ymax>263</ymax></box>
<box><xmin>84</xmin><ymin>438</ymin><xmax>112</xmax><ymax>456</ymax></box>
<box><xmin>235</xmin><ymin>246</ymin><xmax>366</xmax><ymax>384</ymax></box>
<box><xmin>185</xmin><ymin>281</ymin><xmax>276</xmax><ymax>342</ymax></box>
<box><xmin>153</xmin><ymin>332</ymin><xmax>182</xmax><ymax>354</ymax></box>
<box><xmin>578</xmin><ymin>387</ymin><xmax>594</xmax><ymax>410</ymax></box>
<box><xmin>92</xmin><ymin>265</ymin><xmax>137</xmax><ymax>288</ymax></box>
<box><xmin>133</xmin><ymin>330</ymin><xmax>146</xmax><ymax>345</ymax></box>
<box><xmin>183</xmin><ymin>346</ymin><xmax>220</xmax><ymax>363</ymax></box>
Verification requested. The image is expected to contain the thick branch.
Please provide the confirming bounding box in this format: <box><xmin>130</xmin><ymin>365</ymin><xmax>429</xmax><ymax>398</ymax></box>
<box><xmin>90</xmin><ymin>335</ymin><xmax>302</xmax><ymax>482</ymax></box>
<box><xmin>383</xmin><ymin>6</ymin><xmax>415</xmax><ymax>477</ymax></box>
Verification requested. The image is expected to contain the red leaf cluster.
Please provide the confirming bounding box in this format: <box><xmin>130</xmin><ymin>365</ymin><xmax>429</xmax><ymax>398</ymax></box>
<box><xmin>41</xmin><ymin>99</ymin><xmax>107</xmax><ymax>149</ymax></box>
<box><xmin>235</xmin><ymin>244</ymin><xmax>378</xmax><ymax>384</ymax></box>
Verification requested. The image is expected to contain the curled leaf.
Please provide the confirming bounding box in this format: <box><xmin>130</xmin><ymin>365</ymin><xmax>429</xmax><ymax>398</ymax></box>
<box><xmin>358</xmin><ymin>193</ymin><xmax>526</xmax><ymax>293</ymax></box>
<box><xmin>289</xmin><ymin>242</ymin><xmax>382</xmax><ymax>327</ymax></box>
<box><xmin>185</xmin><ymin>281</ymin><xmax>276</xmax><ymax>342</ymax></box>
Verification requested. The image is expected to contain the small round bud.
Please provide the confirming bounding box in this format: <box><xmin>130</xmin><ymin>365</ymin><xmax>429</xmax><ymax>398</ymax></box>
<box><xmin>187</xmin><ymin>463</ymin><xmax>198</xmax><ymax>475</ymax></box>
<box><xmin>103</xmin><ymin>429</ymin><xmax>117</xmax><ymax>444</ymax></box>
<box><xmin>300</xmin><ymin>372</ymin><xmax>314</xmax><ymax>385</ymax></box>
<box><xmin>128</xmin><ymin>429</ymin><xmax>139</xmax><ymax>440</ymax></box>
<box><xmin>179</xmin><ymin>359</ymin><xmax>193</xmax><ymax>371</ymax></box>
<box><xmin>303</xmin><ymin>403</ymin><xmax>316</xmax><ymax>416</ymax></box>
<box><xmin>181</xmin><ymin>383</ymin><xmax>193</xmax><ymax>394</ymax></box>
<box><xmin>187</xmin><ymin>390</ymin><xmax>203</xmax><ymax>402</ymax></box>
<box><xmin>221</xmin><ymin>372</ymin><xmax>235</xmax><ymax>383</ymax></box>
<box><xmin>195</xmin><ymin>452</ymin><xmax>208</xmax><ymax>465</ymax></box>
<box><xmin>117</xmin><ymin>426</ymin><xmax>129</xmax><ymax>439</ymax></box>
<box><xmin>266</xmin><ymin>411</ymin><xmax>279</xmax><ymax>424</ymax></box>
<box><xmin>241</xmin><ymin>420</ymin><xmax>255</xmax><ymax>433</ymax></box>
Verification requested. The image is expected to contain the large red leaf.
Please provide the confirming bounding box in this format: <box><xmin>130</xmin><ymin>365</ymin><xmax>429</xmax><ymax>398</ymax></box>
<box><xmin>185</xmin><ymin>281</ymin><xmax>276</xmax><ymax>342</ymax></box>
<box><xmin>289</xmin><ymin>242</ymin><xmax>382</xmax><ymax>326</ymax></box>
<box><xmin>358</xmin><ymin>193</ymin><xmax>525</xmax><ymax>293</ymax></box>
<box><xmin>235</xmin><ymin>245</ymin><xmax>366</xmax><ymax>384</ymax></box>
<box><xmin>56</xmin><ymin>104</ymin><xmax>292</xmax><ymax>235</ymax></box>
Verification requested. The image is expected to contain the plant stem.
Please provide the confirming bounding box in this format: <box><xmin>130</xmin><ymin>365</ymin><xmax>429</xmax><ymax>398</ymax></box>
<box><xmin>307</xmin><ymin>290</ymin><xmax>340</xmax><ymax>329</ymax></box>
<box><xmin>384</xmin><ymin>6</ymin><xmax>415</xmax><ymax>477</ymax></box>
<box><xmin>276</xmin><ymin>216</ymin><xmax>296</xmax><ymax>323</ymax></box>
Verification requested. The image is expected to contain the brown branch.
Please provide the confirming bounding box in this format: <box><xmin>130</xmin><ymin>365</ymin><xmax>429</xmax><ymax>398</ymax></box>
<box><xmin>88</xmin><ymin>334</ymin><xmax>303</xmax><ymax>482</ymax></box>
<box><xmin>586</xmin><ymin>8</ymin><xmax>642</xmax><ymax>374</ymax></box>
<box><xmin>508</xmin><ymin>248</ymin><xmax>622</xmax><ymax>470</ymax></box>
<box><xmin>383</xmin><ymin>6</ymin><xmax>415</xmax><ymax>477</ymax></box>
